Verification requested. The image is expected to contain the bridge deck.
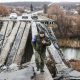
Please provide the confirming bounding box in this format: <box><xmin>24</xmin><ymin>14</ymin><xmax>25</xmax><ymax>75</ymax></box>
<box><xmin>0</xmin><ymin>66</ymin><xmax>33</xmax><ymax>80</ymax></box>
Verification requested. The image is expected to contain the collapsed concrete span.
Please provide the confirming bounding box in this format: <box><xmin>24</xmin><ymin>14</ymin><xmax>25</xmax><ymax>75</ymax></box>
<box><xmin>0</xmin><ymin>20</ymin><xmax>80</xmax><ymax>80</ymax></box>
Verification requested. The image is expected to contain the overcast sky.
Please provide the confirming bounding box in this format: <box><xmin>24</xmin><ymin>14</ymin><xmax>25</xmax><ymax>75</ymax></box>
<box><xmin>0</xmin><ymin>0</ymin><xmax>80</xmax><ymax>3</ymax></box>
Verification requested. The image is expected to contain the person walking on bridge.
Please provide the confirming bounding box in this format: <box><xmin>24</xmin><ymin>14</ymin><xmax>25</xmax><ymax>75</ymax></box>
<box><xmin>32</xmin><ymin>31</ymin><xmax>51</xmax><ymax>72</ymax></box>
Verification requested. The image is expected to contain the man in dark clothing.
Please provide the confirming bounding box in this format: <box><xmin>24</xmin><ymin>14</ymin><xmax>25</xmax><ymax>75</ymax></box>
<box><xmin>32</xmin><ymin>31</ymin><xmax>51</xmax><ymax>72</ymax></box>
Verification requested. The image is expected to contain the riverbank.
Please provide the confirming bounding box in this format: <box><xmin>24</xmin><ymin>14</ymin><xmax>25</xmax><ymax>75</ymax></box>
<box><xmin>68</xmin><ymin>59</ymin><xmax>80</xmax><ymax>72</ymax></box>
<box><xmin>58</xmin><ymin>38</ymin><xmax>80</xmax><ymax>48</ymax></box>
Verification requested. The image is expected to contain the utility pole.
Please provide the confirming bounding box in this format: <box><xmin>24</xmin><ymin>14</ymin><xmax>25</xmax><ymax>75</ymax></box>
<box><xmin>43</xmin><ymin>4</ymin><xmax>48</xmax><ymax>14</ymax></box>
<box><xmin>30</xmin><ymin>4</ymin><xmax>33</xmax><ymax>12</ymax></box>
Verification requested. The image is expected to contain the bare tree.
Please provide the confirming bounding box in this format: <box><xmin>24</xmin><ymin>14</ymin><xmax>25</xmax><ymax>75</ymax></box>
<box><xmin>0</xmin><ymin>5</ymin><xmax>10</xmax><ymax>16</ymax></box>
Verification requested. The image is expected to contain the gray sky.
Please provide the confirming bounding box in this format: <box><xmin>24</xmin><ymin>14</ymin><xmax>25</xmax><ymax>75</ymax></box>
<box><xmin>0</xmin><ymin>0</ymin><xmax>80</xmax><ymax>3</ymax></box>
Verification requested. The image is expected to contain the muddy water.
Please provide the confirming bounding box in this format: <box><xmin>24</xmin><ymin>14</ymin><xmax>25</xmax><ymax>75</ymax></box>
<box><xmin>62</xmin><ymin>48</ymin><xmax>80</xmax><ymax>60</ymax></box>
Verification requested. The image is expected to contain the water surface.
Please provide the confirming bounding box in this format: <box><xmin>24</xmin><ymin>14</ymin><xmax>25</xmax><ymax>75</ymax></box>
<box><xmin>62</xmin><ymin>48</ymin><xmax>80</xmax><ymax>60</ymax></box>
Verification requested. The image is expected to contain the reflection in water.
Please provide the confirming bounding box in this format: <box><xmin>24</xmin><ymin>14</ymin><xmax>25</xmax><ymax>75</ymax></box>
<box><xmin>62</xmin><ymin>48</ymin><xmax>80</xmax><ymax>60</ymax></box>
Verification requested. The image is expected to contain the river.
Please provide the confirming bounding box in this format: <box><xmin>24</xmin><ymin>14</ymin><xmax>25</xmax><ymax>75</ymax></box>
<box><xmin>62</xmin><ymin>48</ymin><xmax>80</xmax><ymax>60</ymax></box>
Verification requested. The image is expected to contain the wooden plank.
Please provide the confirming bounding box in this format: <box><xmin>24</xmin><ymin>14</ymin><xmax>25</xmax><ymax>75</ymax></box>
<box><xmin>6</xmin><ymin>22</ymin><xmax>26</xmax><ymax>66</ymax></box>
<box><xmin>13</xmin><ymin>23</ymin><xmax>31</xmax><ymax>65</ymax></box>
<box><xmin>0</xmin><ymin>22</ymin><xmax>21</xmax><ymax>66</ymax></box>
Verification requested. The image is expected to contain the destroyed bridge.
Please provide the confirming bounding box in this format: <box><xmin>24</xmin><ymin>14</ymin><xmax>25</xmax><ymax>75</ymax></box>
<box><xmin>0</xmin><ymin>15</ymin><xmax>80</xmax><ymax>80</ymax></box>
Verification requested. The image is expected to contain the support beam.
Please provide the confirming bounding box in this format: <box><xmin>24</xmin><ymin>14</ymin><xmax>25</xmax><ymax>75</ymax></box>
<box><xmin>0</xmin><ymin>21</ymin><xmax>8</xmax><ymax>34</ymax></box>
<box><xmin>6</xmin><ymin>22</ymin><xmax>26</xmax><ymax>66</ymax></box>
<box><xmin>13</xmin><ymin>23</ymin><xmax>31</xmax><ymax>65</ymax></box>
<box><xmin>0</xmin><ymin>22</ymin><xmax>21</xmax><ymax>66</ymax></box>
<box><xmin>2</xmin><ymin>21</ymin><xmax>13</xmax><ymax>48</ymax></box>
<box><xmin>0</xmin><ymin>21</ymin><xmax>8</xmax><ymax>49</ymax></box>
<box><xmin>48</xmin><ymin>44</ymin><xmax>67</xmax><ymax>72</ymax></box>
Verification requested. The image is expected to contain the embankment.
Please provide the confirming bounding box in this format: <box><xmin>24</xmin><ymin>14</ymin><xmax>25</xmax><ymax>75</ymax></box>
<box><xmin>58</xmin><ymin>38</ymin><xmax>80</xmax><ymax>48</ymax></box>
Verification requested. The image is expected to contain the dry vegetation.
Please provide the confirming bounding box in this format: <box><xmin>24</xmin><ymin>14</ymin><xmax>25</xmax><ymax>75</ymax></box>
<box><xmin>0</xmin><ymin>5</ymin><xmax>10</xmax><ymax>16</ymax></box>
<box><xmin>58</xmin><ymin>39</ymin><xmax>80</xmax><ymax>48</ymax></box>
<box><xmin>68</xmin><ymin>59</ymin><xmax>80</xmax><ymax>71</ymax></box>
<box><xmin>47</xmin><ymin>4</ymin><xmax>80</xmax><ymax>38</ymax></box>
